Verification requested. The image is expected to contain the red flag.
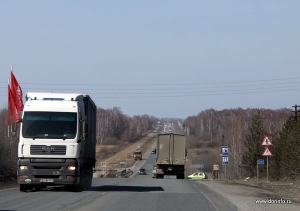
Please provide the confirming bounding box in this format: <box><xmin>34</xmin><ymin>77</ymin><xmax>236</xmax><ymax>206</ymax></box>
<box><xmin>8</xmin><ymin>85</ymin><xmax>20</xmax><ymax>124</ymax></box>
<box><xmin>10</xmin><ymin>71</ymin><xmax>24</xmax><ymax>111</ymax></box>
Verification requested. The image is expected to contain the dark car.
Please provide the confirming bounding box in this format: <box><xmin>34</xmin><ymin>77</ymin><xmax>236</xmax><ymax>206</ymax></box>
<box><xmin>138</xmin><ymin>168</ymin><xmax>147</xmax><ymax>175</ymax></box>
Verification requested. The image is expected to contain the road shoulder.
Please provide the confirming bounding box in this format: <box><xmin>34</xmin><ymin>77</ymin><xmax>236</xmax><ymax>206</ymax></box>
<box><xmin>197</xmin><ymin>180</ymin><xmax>300</xmax><ymax>211</ymax></box>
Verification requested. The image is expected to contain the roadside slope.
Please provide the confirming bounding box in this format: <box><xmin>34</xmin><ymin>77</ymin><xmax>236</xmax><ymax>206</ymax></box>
<box><xmin>197</xmin><ymin>180</ymin><xmax>300</xmax><ymax>211</ymax></box>
<box><xmin>95</xmin><ymin>130</ymin><xmax>157</xmax><ymax>175</ymax></box>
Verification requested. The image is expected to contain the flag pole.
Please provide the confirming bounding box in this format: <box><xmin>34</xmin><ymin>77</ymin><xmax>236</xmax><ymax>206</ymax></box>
<box><xmin>10</xmin><ymin>65</ymin><xmax>13</xmax><ymax>159</ymax></box>
<box><xmin>7</xmin><ymin>77</ymin><xmax>10</xmax><ymax>137</ymax></box>
<box><xmin>9</xmin><ymin>72</ymin><xmax>13</xmax><ymax>159</ymax></box>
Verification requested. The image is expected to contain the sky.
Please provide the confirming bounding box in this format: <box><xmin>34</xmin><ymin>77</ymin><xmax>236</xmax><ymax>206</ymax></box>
<box><xmin>1</xmin><ymin>0</ymin><xmax>300</xmax><ymax>119</ymax></box>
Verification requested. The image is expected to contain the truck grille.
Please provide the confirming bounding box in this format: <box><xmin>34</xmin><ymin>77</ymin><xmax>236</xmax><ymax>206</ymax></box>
<box><xmin>30</xmin><ymin>145</ymin><xmax>66</xmax><ymax>155</ymax></box>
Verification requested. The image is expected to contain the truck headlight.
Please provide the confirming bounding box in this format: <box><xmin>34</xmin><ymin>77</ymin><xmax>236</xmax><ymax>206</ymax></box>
<box><xmin>67</xmin><ymin>166</ymin><xmax>76</xmax><ymax>170</ymax></box>
<box><xmin>20</xmin><ymin>166</ymin><xmax>28</xmax><ymax>170</ymax></box>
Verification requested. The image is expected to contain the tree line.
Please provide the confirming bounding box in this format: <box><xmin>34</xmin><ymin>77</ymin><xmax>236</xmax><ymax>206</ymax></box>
<box><xmin>183</xmin><ymin>108</ymin><xmax>300</xmax><ymax>181</ymax></box>
<box><xmin>2</xmin><ymin>104</ymin><xmax>298</xmax><ymax>182</ymax></box>
<box><xmin>96</xmin><ymin>107</ymin><xmax>158</xmax><ymax>144</ymax></box>
<box><xmin>0</xmin><ymin>107</ymin><xmax>158</xmax><ymax>182</ymax></box>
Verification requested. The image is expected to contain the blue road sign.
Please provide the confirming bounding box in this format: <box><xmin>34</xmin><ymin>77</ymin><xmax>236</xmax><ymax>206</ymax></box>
<box><xmin>258</xmin><ymin>159</ymin><xmax>264</xmax><ymax>165</ymax></box>
<box><xmin>222</xmin><ymin>156</ymin><xmax>229</xmax><ymax>165</ymax></box>
<box><xmin>222</xmin><ymin>146</ymin><xmax>229</xmax><ymax>156</ymax></box>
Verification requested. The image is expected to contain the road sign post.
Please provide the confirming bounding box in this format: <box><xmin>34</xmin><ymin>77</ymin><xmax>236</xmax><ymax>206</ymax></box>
<box><xmin>222</xmin><ymin>146</ymin><xmax>229</xmax><ymax>179</ymax></box>
<box><xmin>267</xmin><ymin>156</ymin><xmax>271</xmax><ymax>182</ymax></box>
<box><xmin>222</xmin><ymin>146</ymin><xmax>229</xmax><ymax>165</ymax></box>
<box><xmin>257</xmin><ymin>160</ymin><xmax>258</xmax><ymax>183</ymax></box>
<box><xmin>262</xmin><ymin>136</ymin><xmax>273</xmax><ymax>183</ymax></box>
<box><xmin>101</xmin><ymin>162</ymin><xmax>107</xmax><ymax>177</ymax></box>
<box><xmin>213</xmin><ymin>164</ymin><xmax>219</xmax><ymax>179</ymax></box>
<box><xmin>200</xmin><ymin>164</ymin><xmax>204</xmax><ymax>172</ymax></box>
<box><xmin>257</xmin><ymin>159</ymin><xmax>264</xmax><ymax>183</ymax></box>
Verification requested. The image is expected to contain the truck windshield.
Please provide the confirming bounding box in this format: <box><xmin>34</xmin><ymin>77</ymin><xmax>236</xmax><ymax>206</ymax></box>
<box><xmin>22</xmin><ymin>111</ymin><xmax>77</xmax><ymax>139</ymax></box>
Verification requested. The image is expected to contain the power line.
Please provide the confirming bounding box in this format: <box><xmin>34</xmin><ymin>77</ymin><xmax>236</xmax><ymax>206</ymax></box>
<box><xmin>11</xmin><ymin>84</ymin><xmax>298</xmax><ymax>94</ymax></box>
<box><xmin>1</xmin><ymin>76</ymin><xmax>300</xmax><ymax>87</ymax></box>
<box><xmin>1</xmin><ymin>86</ymin><xmax>299</xmax><ymax>98</ymax></box>
<box><xmin>1</xmin><ymin>80</ymin><xmax>300</xmax><ymax>91</ymax></box>
<box><xmin>1</xmin><ymin>84</ymin><xmax>300</xmax><ymax>93</ymax></box>
<box><xmin>1</xmin><ymin>76</ymin><xmax>299</xmax><ymax>99</ymax></box>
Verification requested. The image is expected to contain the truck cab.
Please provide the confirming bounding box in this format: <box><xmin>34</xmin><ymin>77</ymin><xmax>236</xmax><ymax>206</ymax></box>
<box><xmin>133</xmin><ymin>151</ymin><xmax>142</xmax><ymax>160</ymax></box>
<box><xmin>15</xmin><ymin>92</ymin><xmax>97</xmax><ymax>192</ymax></box>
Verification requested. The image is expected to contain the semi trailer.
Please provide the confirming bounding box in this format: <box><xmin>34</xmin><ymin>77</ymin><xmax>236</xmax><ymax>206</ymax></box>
<box><xmin>154</xmin><ymin>133</ymin><xmax>186</xmax><ymax>179</ymax></box>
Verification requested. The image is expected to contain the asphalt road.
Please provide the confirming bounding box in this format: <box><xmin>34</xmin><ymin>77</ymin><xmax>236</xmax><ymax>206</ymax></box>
<box><xmin>0</xmin><ymin>154</ymin><xmax>236</xmax><ymax>211</ymax></box>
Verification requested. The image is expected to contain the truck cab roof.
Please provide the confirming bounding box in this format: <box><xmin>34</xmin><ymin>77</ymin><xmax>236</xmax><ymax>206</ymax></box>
<box><xmin>25</xmin><ymin>92</ymin><xmax>89</xmax><ymax>102</ymax></box>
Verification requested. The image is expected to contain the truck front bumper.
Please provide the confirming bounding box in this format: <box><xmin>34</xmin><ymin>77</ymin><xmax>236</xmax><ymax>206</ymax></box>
<box><xmin>17</xmin><ymin>158</ymin><xmax>79</xmax><ymax>186</ymax></box>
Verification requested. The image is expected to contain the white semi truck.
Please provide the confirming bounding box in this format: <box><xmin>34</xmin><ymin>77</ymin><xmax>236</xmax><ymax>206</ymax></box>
<box><xmin>154</xmin><ymin>133</ymin><xmax>186</xmax><ymax>179</ymax></box>
<box><xmin>12</xmin><ymin>92</ymin><xmax>97</xmax><ymax>192</ymax></box>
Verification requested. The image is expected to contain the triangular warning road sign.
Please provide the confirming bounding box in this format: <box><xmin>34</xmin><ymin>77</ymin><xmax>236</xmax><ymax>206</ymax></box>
<box><xmin>261</xmin><ymin>136</ymin><xmax>272</xmax><ymax>146</ymax></box>
<box><xmin>262</xmin><ymin>147</ymin><xmax>273</xmax><ymax>156</ymax></box>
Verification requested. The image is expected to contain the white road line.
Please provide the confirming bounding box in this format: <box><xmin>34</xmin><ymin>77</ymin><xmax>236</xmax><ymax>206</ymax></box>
<box><xmin>193</xmin><ymin>184</ymin><xmax>219</xmax><ymax>211</ymax></box>
<box><xmin>0</xmin><ymin>187</ymin><xmax>18</xmax><ymax>191</ymax></box>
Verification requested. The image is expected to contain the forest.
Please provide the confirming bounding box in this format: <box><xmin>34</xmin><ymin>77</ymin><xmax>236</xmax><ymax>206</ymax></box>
<box><xmin>1</xmin><ymin>106</ymin><xmax>299</xmax><ymax>182</ymax></box>
<box><xmin>183</xmin><ymin>107</ymin><xmax>300</xmax><ymax>180</ymax></box>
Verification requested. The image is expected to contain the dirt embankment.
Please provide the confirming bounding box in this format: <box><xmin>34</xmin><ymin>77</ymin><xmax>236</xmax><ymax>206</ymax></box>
<box><xmin>228</xmin><ymin>178</ymin><xmax>300</xmax><ymax>204</ymax></box>
<box><xmin>94</xmin><ymin>129</ymin><xmax>157</xmax><ymax>175</ymax></box>
<box><xmin>199</xmin><ymin>179</ymin><xmax>300</xmax><ymax>211</ymax></box>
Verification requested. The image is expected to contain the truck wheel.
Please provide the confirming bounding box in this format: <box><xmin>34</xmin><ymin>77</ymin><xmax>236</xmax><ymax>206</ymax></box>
<box><xmin>176</xmin><ymin>174</ymin><xmax>184</xmax><ymax>179</ymax></box>
<box><xmin>20</xmin><ymin>184</ymin><xmax>28</xmax><ymax>192</ymax></box>
<box><xmin>72</xmin><ymin>171</ymin><xmax>85</xmax><ymax>192</ymax></box>
<box><xmin>85</xmin><ymin>167</ymin><xmax>93</xmax><ymax>189</ymax></box>
<box><xmin>156</xmin><ymin>174</ymin><xmax>164</xmax><ymax>179</ymax></box>
<box><xmin>73</xmin><ymin>179</ymin><xmax>84</xmax><ymax>192</ymax></box>
<box><xmin>86</xmin><ymin>177</ymin><xmax>92</xmax><ymax>189</ymax></box>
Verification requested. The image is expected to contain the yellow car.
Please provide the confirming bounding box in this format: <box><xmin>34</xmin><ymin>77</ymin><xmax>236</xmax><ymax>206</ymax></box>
<box><xmin>188</xmin><ymin>172</ymin><xmax>208</xmax><ymax>180</ymax></box>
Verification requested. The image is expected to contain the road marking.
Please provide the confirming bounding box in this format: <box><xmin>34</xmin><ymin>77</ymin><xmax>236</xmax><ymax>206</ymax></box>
<box><xmin>0</xmin><ymin>187</ymin><xmax>18</xmax><ymax>191</ymax></box>
<box><xmin>193</xmin><ymin>184</ymin><xmax>219</xmax><ymax>211</ymax></box>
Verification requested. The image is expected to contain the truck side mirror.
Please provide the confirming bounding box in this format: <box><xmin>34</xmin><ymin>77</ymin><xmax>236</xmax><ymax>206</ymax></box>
<box><xmin>11</xmin><ymin>122</ymin><xmax>17</xmax><ymax>137</ymax></box>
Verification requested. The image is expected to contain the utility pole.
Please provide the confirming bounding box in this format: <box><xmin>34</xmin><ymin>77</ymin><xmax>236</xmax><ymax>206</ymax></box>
<box><xmin>292</xmin><ymin>104</ymin><xmax>300</xmax><ymax>122</ymax></box>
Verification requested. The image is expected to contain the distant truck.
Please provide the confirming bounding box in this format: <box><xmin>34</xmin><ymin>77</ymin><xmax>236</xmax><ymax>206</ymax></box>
<box><xmin>154</xmin><ymin>133</ymin><xmax>186</xmax><ymax>179</ymax></box>
<box><xmin>133</xmin><ymin>151</ymin><xmax>142</xmax><ymax>160</ymax></box>
<box><xmin>12</xmin><ymin>92</ymin><xmax>97</xmax><ymax>192</ymax></box>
